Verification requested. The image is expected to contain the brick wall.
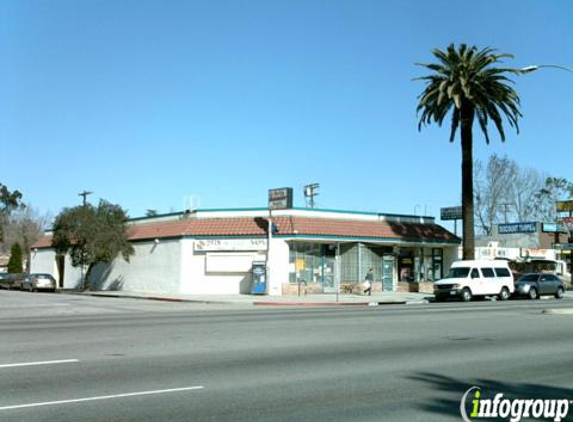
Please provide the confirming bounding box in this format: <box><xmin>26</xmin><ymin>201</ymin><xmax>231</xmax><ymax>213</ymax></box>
<box><xmin>396</xmin><ymin>282</ymin><xmax>434</xmax><ymax>293</ymax></box>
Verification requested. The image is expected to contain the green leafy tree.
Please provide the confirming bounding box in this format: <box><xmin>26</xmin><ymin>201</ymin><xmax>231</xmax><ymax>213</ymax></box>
<box><xmin>51</xmin><ymin>200</ymin><xmax>134</xmax><ymax>290</ymax></box>
<box><xmin>534</xmin><ymin>177</ymin><xmax>573</xmax><ymax>222</ymax></box>
<box><xmin>416</xmin><ymin>44</ymin><xmax>522</xmax><ymax>259</ymax></box>
<box><xmin>0</xmin><ymin>183</ymin><xmax>24</xmax><ymax>243</ymax></box>
<box><xmin>7</xmin><ymin>242</ymin><xmax>23</xmax><ymax>274</ymax></box>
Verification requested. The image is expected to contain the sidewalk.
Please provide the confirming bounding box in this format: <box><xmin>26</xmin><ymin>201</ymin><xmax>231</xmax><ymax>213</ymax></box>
<box><xmin>82</xmin><ymin>290</ymin><xmax>433</xmax><ymax>306</ymax></box>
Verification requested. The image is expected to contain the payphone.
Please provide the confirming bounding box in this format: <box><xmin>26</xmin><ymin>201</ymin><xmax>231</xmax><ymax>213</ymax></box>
<box><xmin>251</xmin><ymin>261</ymin><xmax>267</xmax><ymax>295</ymax></box>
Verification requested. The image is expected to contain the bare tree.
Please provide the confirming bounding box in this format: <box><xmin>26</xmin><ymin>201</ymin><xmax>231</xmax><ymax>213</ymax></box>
<box><xmin>507</xmin><ymin>166</ymin><xmax>546</xmax><ymax>222</ymax></box>
<box><xmin>1</xmin><ymin>207</ymin><xmax>52</xmax><ymax>255</ymax></box>
<box><xmin>474</xmin><ymin>154</ymin><xmax>514</xmax><ymax>235</ymax></box>
<box><xmin>474</xmin><ymin>155</ymin><xmax>572</xmax><ymax>230</ymax></box>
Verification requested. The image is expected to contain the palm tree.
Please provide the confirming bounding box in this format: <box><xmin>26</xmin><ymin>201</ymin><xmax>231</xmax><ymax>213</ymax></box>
<box><xmin>415</xmin><ymin>44</ymin><xmax>522</xmax><ymax>260</ymax></box>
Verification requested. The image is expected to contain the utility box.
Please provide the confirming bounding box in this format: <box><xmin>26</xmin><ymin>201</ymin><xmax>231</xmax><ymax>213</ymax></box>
<box><xmin>251</xmin><ymin>261</ymin><xmax>267</xmax><ymax>295</ymax></box>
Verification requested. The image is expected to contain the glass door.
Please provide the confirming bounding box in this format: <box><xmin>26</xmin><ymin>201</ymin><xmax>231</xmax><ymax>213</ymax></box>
<box><xmin>382</xmin><ymin>255</ymin><xmax>395</xmax><ymax>291</ymax></box>
<box><xmin>322</xmin><ymin>246</ymin><xmax>337</xmax><ymax>293</ymax></box>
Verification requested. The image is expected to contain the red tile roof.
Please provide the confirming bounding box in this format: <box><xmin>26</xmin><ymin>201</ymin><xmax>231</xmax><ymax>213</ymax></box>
<box><xmin>32</xmin><ymin>216</ymin><xmax>459</xmax><ymax>249</ymax></box>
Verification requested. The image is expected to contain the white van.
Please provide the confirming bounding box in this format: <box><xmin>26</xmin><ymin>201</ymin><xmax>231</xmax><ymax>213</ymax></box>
<box><xmin>433</xmin><ymin>260</ymin><xmax>514</xmax><ymax>302</ymax></box>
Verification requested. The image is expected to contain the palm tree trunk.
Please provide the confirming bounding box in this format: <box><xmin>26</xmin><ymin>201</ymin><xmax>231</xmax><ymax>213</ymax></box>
<box><xmin>460</xmin><ymin>104</ymin><xmax>476</xmax><ymax>260</ymax></box>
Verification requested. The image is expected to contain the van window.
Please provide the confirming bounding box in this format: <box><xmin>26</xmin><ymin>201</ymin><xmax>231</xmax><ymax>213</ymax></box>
<box><xmin>481</xmin><ymin>268</ymin><xmax>495</xmax><ymax>278</ymax></box>
<box><xmin>471</xmin><ymin>269</ymin><xmax>481</xmax><ymax>279</ymax></box>
<box><xmin>494</xmin><ymin>268</ymin><xmax>511</xmax><ymax>277</ymax></box>
<box><xmin>445</xmin><ymin>267</ymin><xmax>470</xmax><ymax>278</ymax></box>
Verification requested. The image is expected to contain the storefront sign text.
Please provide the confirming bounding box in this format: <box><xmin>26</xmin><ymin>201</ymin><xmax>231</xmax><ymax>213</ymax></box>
<box><xmin>498</xmin><ymin>222</ymin><xmax>537</xmax><ymax>234</ymax></box>
<box><xmin>195</xmin><ymin>238</ymin><xmax>268</xmax><ymax>251</ymax></box>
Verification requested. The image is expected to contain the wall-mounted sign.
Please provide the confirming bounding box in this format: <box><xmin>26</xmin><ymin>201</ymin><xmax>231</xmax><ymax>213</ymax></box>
<box><xmin>498</xmin><ymin>222</ymin><xmax>537</xmax><ymax>234</ymax></box>
<box><xmin>268</xmin><ymin>187</ymin><xmax>293</xmax><ymax>210</ymax></box>
<box><xmin>542</xmin><ymin>223</ymin><xmax>567</xmax><ymax>233</ymax></box>
<box><xmin>195</xmin><ymin>238</ymin><xmax>268</xmax><ymax>251</ymax></box>
<box><xmin>553</xmin><ymin>243</ymin><xmax>573</xmax><ymax>250</ymax></box>
<box><xmin>556</xmin><ymin>200</ymin><xmax>573</xmax><ymax>212</ymax></box>
<box><xmin>440</xmin><ymin>206</ymin><xmax>463</xmax><ymax>220</ymax></box>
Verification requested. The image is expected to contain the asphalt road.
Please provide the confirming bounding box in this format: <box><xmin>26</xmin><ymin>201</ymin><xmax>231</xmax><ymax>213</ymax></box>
<box><xmin>1</xmin><ymin>291</ymin><xmax>573</xmax><ymax>422</ymax></box>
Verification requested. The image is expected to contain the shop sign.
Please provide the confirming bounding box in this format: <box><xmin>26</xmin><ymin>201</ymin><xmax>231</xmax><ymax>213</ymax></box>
<box><xmin>553</xmin><ymin>243</ymin><xmax>573</xmax><ymax>250</ymax></box>
<box><xmin>521</xmin><ymin>248</ymin><xmax>550</xmax><ymax>259</ymax></box>
<box><xmin>195</xmin><ymin>238</ymin><xmax>268</xmax><ymax>251</ymax></box>
<box><xmin>556</xmin><ymin>200</ymin><xmax>573</xmax><ymax>212</ymax></box>
<box><xmin>498</xmin><ymin>222</ymin><xmax>537</xmax><ymax>234</ymax></box>
<box><xmin>542</xmin><ymin>223</ymin><xmax>566</xmax><ymax>233</ymax></box>
<box><xmin>268</xmin><ymin>187</ymin><xmax>293</xmax><ymax>210</ymax></box>
<box><xmin>440</xmin><ymin>206</ymin><xmax>462</xmax><ymax>220</ymax></box>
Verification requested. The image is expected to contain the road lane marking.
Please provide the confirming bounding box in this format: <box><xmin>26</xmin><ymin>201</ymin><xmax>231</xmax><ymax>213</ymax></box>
<box><xmin>0</xmin><ymin>386</ymin><xmax>205</xmax><ymax>411</ymax></box>
<box><xmin>0</xmin><ymin>359</ymin><xmax>79</xmax><ymax>369</ymax></box>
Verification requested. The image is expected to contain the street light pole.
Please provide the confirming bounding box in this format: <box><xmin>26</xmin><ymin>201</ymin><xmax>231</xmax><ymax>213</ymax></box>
<box><xmin>520</xmin><ymin>64</ymin><xmax>573</xmax><ymax>74</ymax></box>
<box><xmin>522</xmin><ymin>63</ymin><xmax>573</xmax><ymax>273</ymax></box>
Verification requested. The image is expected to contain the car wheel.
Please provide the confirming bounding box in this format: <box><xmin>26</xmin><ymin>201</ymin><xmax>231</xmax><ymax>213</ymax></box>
<box><xmin>499</xmin><ymin>287</ymin><xmax>510</xmax><ymax>301</ymax></box>
<box><xmin>528</xmin><ymin>287</ymin><xmax>538</xmax><ymax>300</ymax></box>
<box><xmin>555</xmin><ymin>287</ymin><xmax>565</xmax><ymax>299</ymax></box>
<box><xmin>461</xmin><ymin>288</ymin><xmax>472</xmax><ymax>302</ymax></box>
<box><xmin>434</xmin><ymin>296</ymin><xmax>444</xmax><ymax>303</ymax></box>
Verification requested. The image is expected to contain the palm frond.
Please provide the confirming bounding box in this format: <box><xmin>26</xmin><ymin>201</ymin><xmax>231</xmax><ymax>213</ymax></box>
<box><xmin>415</xmin><ymin>43</ymin><xmax>522</xmax><ymax>144</ymax></box>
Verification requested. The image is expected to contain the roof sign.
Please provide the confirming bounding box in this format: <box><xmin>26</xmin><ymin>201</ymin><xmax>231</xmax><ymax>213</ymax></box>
<box><xmin>498</xmin><ymin>222</ymin><xmax>537</xmax><ymax>234</ymax></box>
<box><xmin>268</xmin><ymin>187</ymin><xmax>293</xmax><ymax>210</ymax></box>
<box><xmin>440</xmin><ymin>206</ymin><xmax>462</xmax><ymax>220</ymax></box>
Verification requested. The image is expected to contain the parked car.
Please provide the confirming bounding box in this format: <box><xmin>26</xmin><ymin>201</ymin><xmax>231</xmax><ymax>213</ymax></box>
<box><xmin>21</xmin><ymin>273</ymin><xmax>57</xmax><ymax>292</ymax></box>
<box><xmin>514</xmin><ymin>273</ymin><xmax>565</xmax><ymax>300</ymax></box>
<box><xmin>0</xmin><ymin>272</ymin><xmax>11</xmax><ymax>289</ymax></box>
<box><xmin>0</xmin><ymin>273</ymin><xmax>26</xmax><ymax>290</ymax></box>
<box><xmin>10</xmin><ymin>273</ymin><xmax>26</xmax><ymax>290</ymax></box>
<box><xmin>433</xmin><ymin>260</ymin><xmax>514</xmax><ymax>302</ymax></box>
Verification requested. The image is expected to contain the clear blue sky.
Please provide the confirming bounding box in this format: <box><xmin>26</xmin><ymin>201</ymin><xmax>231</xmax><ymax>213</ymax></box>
<box><xmin>1</xmin><ymin>0</ymin><xmax>572</xmax><ymax>228</ymax></box>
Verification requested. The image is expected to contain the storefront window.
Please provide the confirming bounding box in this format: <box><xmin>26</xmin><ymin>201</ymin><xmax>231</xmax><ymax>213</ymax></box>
<box><xmin>398</xmin><ymin>250</ymin><xmax>415</xmax><ymax>282</ymax></box>
<box><xmin>417</xmin><ymin>248</ymin><xmax>444</xmax><ymax>282</ymax></box>
<box><xmin>289</xmin><ymin>243</ymin><xmax>323</xmax><ymax>284</ymax></box>
<box><xmin>432</xmin><ymin>248</ymin><xmax>443</xmax><ymax>281</ymax></box>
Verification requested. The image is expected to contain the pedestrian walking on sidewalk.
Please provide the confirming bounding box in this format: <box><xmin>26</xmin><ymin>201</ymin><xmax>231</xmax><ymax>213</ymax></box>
<box><xmin>363</xmin><ymin>268</ymin><xmax>374</xmax><ymax>296</ymax></box>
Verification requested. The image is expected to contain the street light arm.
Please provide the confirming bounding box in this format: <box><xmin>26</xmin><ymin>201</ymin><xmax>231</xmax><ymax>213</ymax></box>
<box><xmin>520</xmin><ymin>64</ymin><xmax>573</xmax><ymax>74</ymax></box>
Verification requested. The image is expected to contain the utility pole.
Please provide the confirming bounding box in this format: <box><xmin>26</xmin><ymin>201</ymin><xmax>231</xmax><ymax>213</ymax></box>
<box><xmin>77</xmin><ymin>190</ymin><xmax>92</xmax><ymax>290</ymax></box>
<box><xmin>500</xmin><ymin>203</ymin><xmax>512</xmax><ymax>223</ymax></box>
<box><xmin>78</xmin><ymin>190</ymin><xmax>93</xmax><ymax>206</ymax></box>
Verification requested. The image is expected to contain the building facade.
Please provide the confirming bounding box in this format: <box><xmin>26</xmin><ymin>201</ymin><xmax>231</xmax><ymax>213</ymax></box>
<box><xmin>475</xmin><ymin>222</ymin><xmax>570</xmax><ymax>263</ymax></box>
<box><xmin>31</xmin><ymin>207</ymin><xmax>460</xmax><ymax>295</ymax></box>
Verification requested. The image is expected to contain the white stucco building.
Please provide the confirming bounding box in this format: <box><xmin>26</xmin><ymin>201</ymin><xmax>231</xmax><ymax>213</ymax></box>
<box><xmin>31</xmin><ymin>207</ymin><xmax>460</xmax><ymax>295</ymax></box>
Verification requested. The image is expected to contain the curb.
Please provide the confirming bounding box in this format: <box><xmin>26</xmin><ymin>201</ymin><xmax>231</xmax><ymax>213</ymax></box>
<box><xmin>253</xmin><ymin>301</ymin><xmax>371</xmax><ymax>307</ymax></box>
<box><xmin>253</xmin><ymin>300</ymin><xmax>422</xmax><ymax>307</ymax></box>
<box><xmin>83</xmin><ymin>292</ymin><xmax>233</xmax><ymax>305</ymax></box>
<box><xmin>70</xmin><ymin>291</ymin><xmax>429</xmax><ymax>307</ymax></box>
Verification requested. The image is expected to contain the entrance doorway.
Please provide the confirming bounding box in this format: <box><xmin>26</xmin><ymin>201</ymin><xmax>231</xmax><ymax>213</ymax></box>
<box><xmin>322</xmin><ymin>245</ymin><xmax>337</xmax><ymax>293</ymax></box>
<box><xmin>382</xmin><ymin>255</ymin><xmax>395</xmax><ymax>291</ymax></box>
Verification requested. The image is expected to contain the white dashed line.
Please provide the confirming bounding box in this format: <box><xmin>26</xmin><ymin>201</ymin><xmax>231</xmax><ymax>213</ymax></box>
<box><xmin>0</xmin><ymin>359</ymin><xmax>80</xmax><ymax>369</ymax></box>
<box><xmin>0</xmin><ymin>386</ymin><xmax>205</xmax><ymax>411</ymax></box>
